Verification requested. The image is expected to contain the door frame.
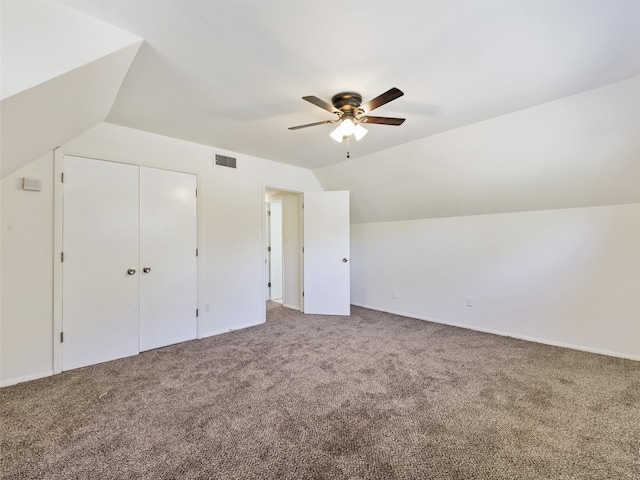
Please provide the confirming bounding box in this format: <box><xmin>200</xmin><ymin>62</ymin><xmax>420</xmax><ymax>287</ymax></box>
<box><xmin>263</xmin><ymin>185</ymin><xmax>304</xmax><ymax>317</ymax></box>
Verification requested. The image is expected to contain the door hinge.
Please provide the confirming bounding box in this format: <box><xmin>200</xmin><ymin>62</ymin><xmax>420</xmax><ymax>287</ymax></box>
<box><xmin>267</xmin><ymin>246</ymin><xmax>271</xmax><ymax>252</ymax></box>
<box><xmin>196</xmin><ymin>248</ymin><xmax>198</xmax><ymax>257</ymax></box>
<box><xmin>60</xmin><ymin>332</ymin><xmax>64</xmax><ymax>343</ymax></box>
<box><xmin>302</xmin><ymin>291</ymin><xmax>304</xmax><ymax>297</ymax></box>
<box><xmin>268</xmin><ymin>210</ymin><xmax>271</xmax><ymax>216</ymax></box>
<box><xmin>61</xmin><ymin>172</ymin><xmax>64</xmax><ymax>183</ymax></box>
<box><xmin>268</xmin><ymin>282</ymin><xmax>271</xmax><ymax>287</ymax></box>
<box><xmin>302</xmin><ymin>247</ymin><xmax>304</xmax><ymax>253</ymax></box>
<box><xmin>61</xmin><ymin>252</ymin><xmax>64</xmax><ymax>262</ymax></box>
<box><xmin>196</xmin><ymin>308</ymin><xmax>199</xmax><ymax>317</ymax></box>
<box><xmin>195</xmin><ymin>188</ymin><xmax>198</xmax><ymax>197</ymax></box>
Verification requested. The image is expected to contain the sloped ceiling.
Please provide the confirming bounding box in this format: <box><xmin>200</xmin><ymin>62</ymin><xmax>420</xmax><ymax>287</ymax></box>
<box><xmin>315</xmin><ymin>76</ymin><xmax>640</xmax><ymax>223</ymax></box>
<box><xmin>3</xmin><ymin>1</ymin><xmax>639</xmax><ymax>222</ymax></box>
<box><xmin>56</xmin><ymin>0</ymin><xmax>640</xmax><ymax>170</ymax></box>
<box><xmin>0</xmin><ymin>0</ymin><xmax>142</xmax><ymax>177</ymax></box>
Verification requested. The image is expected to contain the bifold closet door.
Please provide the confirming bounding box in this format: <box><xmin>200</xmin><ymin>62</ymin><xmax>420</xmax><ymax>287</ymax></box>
<box><xmin>139</xmin><ymin>167</ymin><xmax>197</xmax><ymax>351</ymax></box>
<box><xmin>62</xmin><ymin>156</ymin><xmax>140</xmax><ymax>371</ymax></box>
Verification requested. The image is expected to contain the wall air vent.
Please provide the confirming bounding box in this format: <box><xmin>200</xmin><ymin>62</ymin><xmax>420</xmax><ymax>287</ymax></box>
<box><xmin>214</xmin><ymin>154</ymin><xmax>237</xmax><ymax>169</ymax></box>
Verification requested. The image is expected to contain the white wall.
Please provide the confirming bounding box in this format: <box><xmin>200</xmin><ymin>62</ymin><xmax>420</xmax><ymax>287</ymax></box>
<box><xmin>0</xmin><ymin>123</ymin><xmax>323</xmax><ymax>386</ymax></box>
<box><xmin>316</xmin><ymin>77</ymin><xmax>640</xmax><ymax>360</ymax></box>
<box><xmin>1</xmin><ymin>152</ymin><xmax>55</xmax><ymax>383</ymax></box>
<box><xmin>351</xmin><ymin>204</ymin><xmax>640</xmax><ymax>360</ymax></box>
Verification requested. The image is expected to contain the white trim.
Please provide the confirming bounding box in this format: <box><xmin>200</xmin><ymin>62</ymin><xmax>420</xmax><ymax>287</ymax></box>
<box><xmin>199</xmin><ymin>320</ymin><xmax>264</xmax><ymax>339</ymax></box>
<box><xmin>53</xmin><ymin>150</ymin><xmax>64</xmax><ymax>374</ymax></box>
<box><xmin>1</xmin><ymin>370</ymin><xmax>54</xmax><ymax>388</ymax></box>
<box><xmin>351</xmin><ymin>303</ymin><xmax>640</xmax><ymax>362</ymax></box>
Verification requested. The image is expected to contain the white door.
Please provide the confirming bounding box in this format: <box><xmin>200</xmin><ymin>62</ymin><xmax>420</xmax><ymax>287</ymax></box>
<box><xmin>62</xmin><ymin>156</ymin><xmax>140</xmax><ymax>370</ymax></box>
<box><xmin>269</xmin><ymin>200</ymin><xmax>283</xmax><ymax>302</ymax></box>
<box><xmin>303</xmin><ymin>191</ymin><xmax>351</xmax><ymax>315</ymax></box>
<box><xmin>265</xmin><ymin>204</ymin><xmax>271</xmax><ymax>301</ymax></box>
<box><xmin>139</xmin><ymin>167</ymin><xmax>198</xmax><ymax>351</ymax></box>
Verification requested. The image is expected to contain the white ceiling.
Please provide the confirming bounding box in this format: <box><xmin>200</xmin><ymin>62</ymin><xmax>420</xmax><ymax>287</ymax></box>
<box><xmin>1</xmin><ymin>0</ymin><xmax>143</xmax><ymax>177</ymax></box>
<box><xmin>57</xmin><ymin>0</ymin><xmax>640</xmax><ymax>170</ymax></box>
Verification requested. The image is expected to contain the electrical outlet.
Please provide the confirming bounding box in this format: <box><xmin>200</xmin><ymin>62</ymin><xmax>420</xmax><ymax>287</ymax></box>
<box><xmin>204</xmin><ymin>303</ymin><xmax>211</xmax><ymax>312</ymax></box>
<box><xmin>392</xmin><ymin>290</ymin><xmax>398</xmax><ymax>299</ymax></box>
<box><xmin>466</xmin><ymin>297</ymin><xmax>474</xmax><ymax>307</ymax></box>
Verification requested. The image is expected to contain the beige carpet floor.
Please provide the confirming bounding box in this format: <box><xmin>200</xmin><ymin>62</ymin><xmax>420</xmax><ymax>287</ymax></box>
<box><xmin>1</xmin><ymin>304</ymin><xmax>639</xmax><ymax>479</ymax></box>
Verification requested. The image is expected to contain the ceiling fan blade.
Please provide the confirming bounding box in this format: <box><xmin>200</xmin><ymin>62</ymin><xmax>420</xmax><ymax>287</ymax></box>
<box><xmin>288</xmin><ymin>120</ymin><xmax>336</xmax><ymax>130</ymax></box>
<box><xmin>361</xmin><ymin>87</ymin><xmax>404</xmax><ymax>113</ymax></box>
<box><xmin>302</xmin><ymin>96</ymin><xmax>338</xmax><ymax>114</ymax></box>
<box><xmin>360</xmin><ymin>116</ymin><xmax>406</xmax><ymax>126</ymax></box>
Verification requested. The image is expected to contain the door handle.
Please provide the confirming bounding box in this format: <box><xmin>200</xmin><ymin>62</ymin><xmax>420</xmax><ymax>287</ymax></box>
<box><xmin>143</xmin><ymin>266</ymin><xmax>151</xmax><ymax>273</ymax></box>
<box><xmin>342</xmin><ymin>258</ymin><xmax>348</xmax><ymax>263</ymax></box>
<box><xmin>127</xmin><ymin>268</ymin><xmax>136</xmax><ymax>275</ymax></box>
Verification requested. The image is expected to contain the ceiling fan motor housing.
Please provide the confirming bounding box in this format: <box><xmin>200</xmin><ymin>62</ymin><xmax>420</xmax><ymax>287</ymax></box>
<box><xmin>331</xmin><ymin>92</ymin><xmax>363</xmax><ymax>114</ymax></box>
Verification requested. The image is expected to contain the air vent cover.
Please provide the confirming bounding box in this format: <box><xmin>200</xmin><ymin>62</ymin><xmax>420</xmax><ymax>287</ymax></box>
<box><xmin>214</xmin><ymin>154</ymin><xmax>237</xmax><ymax>169</ymax></box>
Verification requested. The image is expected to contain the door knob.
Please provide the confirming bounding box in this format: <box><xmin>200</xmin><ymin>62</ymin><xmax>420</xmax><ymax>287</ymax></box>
<box><xmin>342</xmin><ymin>258</ymin><xmax>348</xmax><ymax>263</ymax></box>
<box><xmin>143</xmin><ymin>266</ymin><xmax>151</xmax><ymax>273</ymax></box>
<box><xmin>127</xmin><ymin>268</ymin><xmax>136</xmax><ymax>275</ymax></box>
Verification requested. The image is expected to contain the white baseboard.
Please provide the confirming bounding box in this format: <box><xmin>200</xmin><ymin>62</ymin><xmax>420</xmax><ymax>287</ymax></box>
<box><xmin>351</xmin><ymin>303</ymin><xmax>640</xmax><ymax>362</ymax></box>
<box><xmin>198</xmin><ymin>320</ymin><xmax>265</xmax><ymax>339</ymax></box>
<box><xmin>1</xmin><ymin>370</ymin><xmax>54</xmax><ymax>388</ymax></box>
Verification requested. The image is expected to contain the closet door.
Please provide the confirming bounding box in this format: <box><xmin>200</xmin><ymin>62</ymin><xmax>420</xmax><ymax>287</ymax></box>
<box><xmin>139</xmin><ymin>167</ymin><xmax>197</xmax><ymax>351</ymax></box>
<box><xmin>62</xmin><ymin>156</ymin><xmax>140</xmax><ymax>370</ymax></box>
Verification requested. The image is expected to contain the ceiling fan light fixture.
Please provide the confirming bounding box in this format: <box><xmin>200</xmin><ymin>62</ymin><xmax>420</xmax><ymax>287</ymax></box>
<box><xmin>353</xmin><ymin>123</ymin><xmax>368</xmax><ymax>141</ymax></box>
<box><xmin>292</xmin><ymin>88</ymin><xmax>405</xmax><ymax>148</ymax></box>
<box><xmin>330</xmin><ymin>125</ymin><xmax>344</xmax><ymax>142</ymax></box>
<box><xmin>341</xmin><ymin>117</ymin><xmax>356</xmax><ymax>136</ymax></box>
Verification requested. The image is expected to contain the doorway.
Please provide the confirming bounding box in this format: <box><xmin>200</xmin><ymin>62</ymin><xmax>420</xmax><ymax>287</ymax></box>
<box><xmin>264</xmin><ymin>187</ymin><xmax>352</xmax><ymax>318</ymax></box>
<box><xmin>267</xmin><ymin>198</ymin><xmax>283</xmax><ymax>303</ymax></box>
<box><xmin>265</xmin><ymin>189</ymin><xmax>302</xmax><ymax>310</ymax></box>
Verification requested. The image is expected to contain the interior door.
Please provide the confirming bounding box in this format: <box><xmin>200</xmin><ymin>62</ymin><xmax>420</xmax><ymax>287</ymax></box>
<box><xmin>269</xmin><ymin>200</ymin><xmax>283</xmax><ymax>302</ymax></box>
<box><xmin>62</xmin><ymin>156</ymin><xmax>140</xmax><ymax>370</ymax></box>
<box><xmin>303</xmin><ymin>191</ymin><xmax>350</xmax><ymax>315</ymax></box>
<box><xmin>139</xmin><ymin>167</ymin><xmax>197</xmax><ymax>351</ymax></box>
<box><xmin>265</xmin><ymin>204</ymin><xmax>271</xmax><ymax>301</ymax></box>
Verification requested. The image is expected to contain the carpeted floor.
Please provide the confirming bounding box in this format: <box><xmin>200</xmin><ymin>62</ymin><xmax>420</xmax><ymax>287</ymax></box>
<box><xmin>1</xmin><ymin>304</ymin><xmax>639</xmax><ymax>479</ymax></box>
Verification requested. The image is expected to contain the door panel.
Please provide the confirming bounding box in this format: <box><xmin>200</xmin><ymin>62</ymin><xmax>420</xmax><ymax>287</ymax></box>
<box><xmin>139</xmin><ymin>167</ymin><xmax>197</xmax><ymax>351</ymax></box>
<box><xmin>303</xmin><ymin>191</ymin><xmax>350</xmax><ymax>315</ymax></box>
<box><xmin>62</xmin><ymin>156</ymin><xmax>140</xmax><ymax>370</ymax></box>
<box><xmin>269</xmin><ymin>200</ymin><xmax>283</xmax><ymax>301</ymax></box>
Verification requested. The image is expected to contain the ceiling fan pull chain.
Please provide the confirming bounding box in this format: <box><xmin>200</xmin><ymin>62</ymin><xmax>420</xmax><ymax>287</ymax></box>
<box><xmin>346</xmin><ymin>136</ymin><xmax>351</xmax><ymax>159</ymax></box>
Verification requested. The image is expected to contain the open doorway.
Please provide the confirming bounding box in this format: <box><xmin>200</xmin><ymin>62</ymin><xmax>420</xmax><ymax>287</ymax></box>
<box><xmin>265</xmin><ymin>189</ymin><xmax>303</xmax><ymax>311</ymax></box>
<box><xmin>266</xmin><ymin>197</ymin><xmax>283</xmax><ymax>303</ymax></box>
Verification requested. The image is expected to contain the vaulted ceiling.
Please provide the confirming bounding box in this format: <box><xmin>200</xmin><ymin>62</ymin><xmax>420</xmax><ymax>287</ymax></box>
<box><xmin>1</xmin><ymin>0</ymin><xmax>142</xmax><ymax>176</ymax></box>
<box><xmin>2</xmin><ymin>0</ymin><xmax>639</xmax><ymax>222</ymax></box>
<box><xmin>51</xmin><ymin>0</ymin><xmax>640</xmax><ymax>169</ymax></box>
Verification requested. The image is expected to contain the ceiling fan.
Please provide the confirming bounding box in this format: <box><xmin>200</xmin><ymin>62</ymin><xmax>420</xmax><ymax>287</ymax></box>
<box><xmin>289</xmin><ymin>87</ymin><xmax>405</xmax><ymax>143</ymax></box>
